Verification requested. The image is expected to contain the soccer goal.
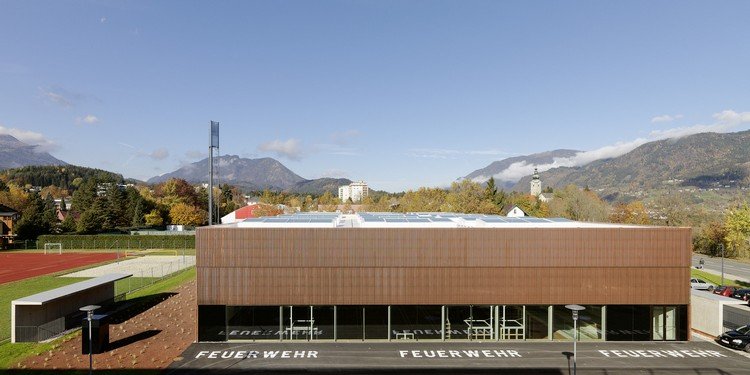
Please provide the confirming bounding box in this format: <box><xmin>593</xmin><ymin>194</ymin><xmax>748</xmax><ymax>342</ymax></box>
<box><xmin>43</xmin><ymin>243</ymin><xmax>63</xmax><ymax>254</ymax></box>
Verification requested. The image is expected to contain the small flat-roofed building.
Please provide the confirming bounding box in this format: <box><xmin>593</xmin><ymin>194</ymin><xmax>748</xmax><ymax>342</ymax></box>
<box><xmin>12</xmin><ymin>273</ymin><xmax>130</xmax><ymax>342</ymax></box>
<box><xmin>196</xmin><ymin>212</ymin><xmax>691</xmax><ymax>343</ymax></box>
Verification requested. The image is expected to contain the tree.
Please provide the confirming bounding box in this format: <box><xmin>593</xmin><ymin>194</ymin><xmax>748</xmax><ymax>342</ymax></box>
<box><xmin>609</xmin><ymin>201</ymin><xmax>651</xmax><ymax>225</ymax></box>
<box><xmin>169</xmin><ymin>203</ymin><xmax>206</xmax><ymax>226</ymax></box>
<box><xmin>71</xmin><ymin>178</ymin><xmax>97</xmax><ymax>214</ymax></box>
<box><xmin>694</xmin><ymin>221</ymin><xmax>729</xmax><ymax>257</ymax></box>
<box><xmin>144</xmin><ymin>209</ymin><xmax>164</xmax><ymax>227</ymax></box>
<box><xmin>484</xmin><ymin>177</ymin><xmax>497</xmax><ymax>201</ymax></box>
<box><xmin>104</xmin><ymin>184</ymin><xmax>127</xmax><ymax>229</ymax></box>
<box><xmin>725</xmin><ymin>203</ymin><xmax>750</xmax><ymax>258</ymax></box>
<box><xmin>15</xmin><ymin>192</ymin><xmax>50</xmax><ymax>239</ymax></box>
<box><xmin>76</xmin><ymin>198</ymin><xmax>107</xmax><ymax>234</ymax></box>
<box><xmin>548</xmin><ymin>185</ymin><xmax>607</xmax><ymax>222</ymax></box>
<box><xmin>440</xmin><ymin>180</ymin><xmax>500</xmax><ymax>214</ymax></box>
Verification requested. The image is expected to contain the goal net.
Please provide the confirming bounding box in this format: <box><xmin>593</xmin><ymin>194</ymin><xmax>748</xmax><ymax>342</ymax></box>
<box><xmin>44</xmin><ymin>243</ymin><xmax>62</xmax><ymax>254</ymax></box>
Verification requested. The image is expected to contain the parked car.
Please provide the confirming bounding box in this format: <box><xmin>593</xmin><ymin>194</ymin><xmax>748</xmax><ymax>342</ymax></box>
<box><xmin>714</xmin><ymin>286</ymin><xmax>739</xmax><ymax>297</ymax></box>
<box><xmin>690</xmin><ymin>278</ymin><xmax>716</xmax><ymax>291</ymax></box>
<box><xmin>717</xmin><ymin>325</ymin><xmax>750</xmax><ymax>352</ymax></box>
<box><xmin>733</xmin><ymin>289</ymin><xmax>750</xmax><ymax>301</ymax></box>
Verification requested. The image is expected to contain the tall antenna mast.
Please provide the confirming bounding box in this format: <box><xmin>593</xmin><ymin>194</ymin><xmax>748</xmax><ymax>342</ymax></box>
<box><xmin>208</xmin><ymin>121</ymin><xmax>219</xmax><ymax>225</ymax></box>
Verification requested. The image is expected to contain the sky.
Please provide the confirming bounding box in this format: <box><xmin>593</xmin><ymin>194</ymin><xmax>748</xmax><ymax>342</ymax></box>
<box><xmin>1</xmin><ymin>1</ymin><xmax>750</xmax><ymax>192</ymax></box>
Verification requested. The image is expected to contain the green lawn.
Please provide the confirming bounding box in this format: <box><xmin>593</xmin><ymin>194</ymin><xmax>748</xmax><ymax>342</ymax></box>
<box><xmin>690</xmin><ymin>268</ymin><xmax>750</xmax><ymax>288</ymax></box>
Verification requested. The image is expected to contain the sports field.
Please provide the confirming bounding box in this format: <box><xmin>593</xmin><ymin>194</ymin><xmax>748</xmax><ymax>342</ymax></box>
<box><xmin>0</xmin><ymin>252</ymin><xmax>118</xmax><ymax>284</ymax></box>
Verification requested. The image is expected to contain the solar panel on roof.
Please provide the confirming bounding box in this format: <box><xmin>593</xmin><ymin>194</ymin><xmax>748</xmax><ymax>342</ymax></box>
<box><xmin>429</xmin><ymin>217</ymin><xmax>453</xmax><ymax>222</ymax></box>
<box><xmin>523</xmin><ymin>218</ymin><xmax>547</xmax><ymax>223</ymax></box>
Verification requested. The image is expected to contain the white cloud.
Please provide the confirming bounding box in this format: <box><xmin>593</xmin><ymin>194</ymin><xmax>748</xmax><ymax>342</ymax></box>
<box><xmin>713</xmin><ymin>110</ymin><xmax>750</xmax><ymax>125</ymax></box>
<box><xmin>258</xmin><ymin>139</ymin><xmax>303</xmax><ymax>160</ymax></box>
<box><xmin>148</xmin><ymin>148</ymin><xmax>169</xmax><ymax>160</ymax></box>
<box><xmin>41</xmin><ymin>89</ymin><xmax>73</xmax><ymax>108</ymax></box>
<box><xmin>330</xmin><ymin>130</ymin><xmax>360</xmax><ymax>145</ymax></box>
<box><xmin>0</xmin><ymin>125</ymin><xmax>58</xmax><ymax>152</ymax></box>
<box><xmin>185</xmin><ymin>150</ymin><xmax>205</xmax><ymax>159</ymax></box>
<box><xmin>651</xmin><ymin>114</ymin><xmax>683</xmax><ymax>123</ymax></box>
<box><xmin>473</xmin><ymin>109</ymin><xmax>750</xmax><ymax>183</ymax></box>
<box><xmin>314</xmin><ymin>169</ymin><xmax>350</xmax><ymax>179</ymax></box>
<box><xmin>75</xmin><ymin>114</ymin><xmax>99</xmax><ymax>125</ymax></box>
<box><xmin>100</xmin><ymin>17</ymin><xmax>107</xmax><ymax>23</ymax></box>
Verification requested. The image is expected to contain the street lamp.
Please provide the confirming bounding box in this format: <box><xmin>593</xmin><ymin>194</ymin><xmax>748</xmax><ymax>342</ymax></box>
<box><xmin>719</xmin><ymin>243</ymin><xmax>725</xmax><ymax>287</ymax></box>
<box><xmin>79</xmin><ymin>305</ymin><xmax>100</xmax><ymax>375</ymax></box>
<box><xmin>565</xmin><ymin>304</ymin><xmax>586</xmax><ymax>375</ymax></box>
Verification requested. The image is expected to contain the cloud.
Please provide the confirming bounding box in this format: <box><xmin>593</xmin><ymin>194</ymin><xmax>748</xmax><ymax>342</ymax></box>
<box><xmin>651</xmin><ymin>114</ymin><xmax>683</xmax><ymax>123</ymax></box>
<box><xmin>473</xmin><ymin>109</ymin><xmax>750</xmax><ymax>183</ymax></box>
<box><xmin>39</xmin><ymin>86</ymin><xmax>91</xmax><ymax>108</ymax></box>
<box><xmin>314</xmin><ymin>169</ymin><xmax>351</xmax><ymax>179</ymax></box>
<box><xmin>713</xmin><ymin>110</ymin><xmax>750</xmax><ymax>125</ymax></box>
<box><xmin>185</xmin><ymin>150</ymin><xmax>205</xmax><ymax>159</ymax></box>
<box><xmin>75</xmin><ymin>114</ymin><xmax>99</xmax><ymax>125</ymax></box>
<box><xmin>100</xmin><ymin>17</ymin><xmax>107</xmax><ymax>23</ymax></box>
<box><xmin>41</xmin><ymin>89</ymin><xmax>74</xmax><ymax>108</ymax></box>
<box><xmin>258</xmin><ymin>139</ymin><xmax>303</xmax><ymax>160</ymax></box>
<box><xmin>0</xmin><ymin>125</ymin><xmax>58</xmax><ymax>152</ymax></box>
<box><xmin>118</xmin><ymin>142</ymin><xmax>135</xmax><ymax>149</ymax></box>
<box><xmin>330</xmin><ymin>130</ymin><xmax>360</xmax><ymax>145</ymax></box>
<box><xmin>148</xmin><ymin>148</ymin><xmax>169</xmax><ymax>160</ymax></box>
<box><xmin>408</xmin><ymin>148</ymin><xmax>511</xmax><ymax>159</ymax></box>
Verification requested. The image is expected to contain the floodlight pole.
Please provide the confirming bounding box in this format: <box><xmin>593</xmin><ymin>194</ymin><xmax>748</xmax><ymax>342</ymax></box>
<box><xmin>208</xmin><ymin>121</ymin><xmax>219</xmax><ymax>226</ymax></box>
<box><xmin>79</xmin><ymin>305</ymin><xmax>100</xmax><ymax>375</ymax></box>
<box><xmin>565</xmin><ymin>304</ymin><xmax>585</xmax><ymax>375</ymax></box>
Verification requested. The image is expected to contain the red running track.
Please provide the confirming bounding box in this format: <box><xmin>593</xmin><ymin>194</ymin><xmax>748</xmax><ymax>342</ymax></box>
<box><xmin>0</xmin><ymin>253</ymin><xmax>118</xmax><ymax>284</ymax></box>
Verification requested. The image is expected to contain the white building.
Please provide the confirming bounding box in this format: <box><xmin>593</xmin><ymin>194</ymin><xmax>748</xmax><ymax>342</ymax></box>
<box><xmin>506</xmin><ymin>206</ymin><xmax>527</xmax><ymax>217</ymax></box>
<box><xmin>530</xmin><ymin>168</ymin><xmax>542</xmax><ymax>197</ymax></box>
<box><xmin>338</xmin><ymin>181</ymin><xmax>370</xmax><ymax>203</ymax></box>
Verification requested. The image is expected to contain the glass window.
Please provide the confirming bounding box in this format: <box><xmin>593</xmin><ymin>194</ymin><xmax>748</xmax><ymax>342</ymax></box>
<box><xmin>313</xmin><ymin>306</ymin><xmax>335</xmax><ymax>340</ymax></box>
<box><xmin>445</xmin><ymin>306</ymin><xmax>470</xmax><ymax>340</ymax></box>
<box><xmin>552</xmin><ymin>305</ymin><xmax>602</xmax><ymax>341</ymax></box>
<box><xmin>525</xmin><ymin>305</ymin><xmax>549</xmax><ymax>340</ymax></box>
<box><xmin>606</xmin><ymin>305</ymin><xmax>651</xmax><ymax>341</ymax></box>
<box><xmin>198</xmin><ymin>305</ymin><xmax>226</xmax><ymax>342</ymax></box>
<box><xmin>390</xmin><ymin>306</ymin><xmax>442</xmax><ymax>340</ymax></box>
<box><xmin>499</xmin><ymin>305</ymin><xmax>525</xmax><ymax>340</ymax></box>
<box><xmin>226</xmin><ymin>306</ymin><xmax>280</xmax><ymax>341</ymax></box>
<box><xmin>364</xmin><ymin>306</ymin><xmax>389</xmax><ymax>340</ymax></box>
<box><xmin>336</xmin><ymin>306</ymin><xmax>363</xmax><ymax>340</ymax></box>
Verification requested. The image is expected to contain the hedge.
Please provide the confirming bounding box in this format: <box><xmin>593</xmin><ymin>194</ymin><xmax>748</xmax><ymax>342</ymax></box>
<box><xmin>36</xmin><ymin>234</ymin><xmax>195</xmax><ymax>250</ymax></box>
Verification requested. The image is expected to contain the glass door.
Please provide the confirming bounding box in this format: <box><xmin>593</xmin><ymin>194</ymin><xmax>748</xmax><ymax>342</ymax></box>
<box><xmin>651</xmin><ymin>306</ymin><xmax>677</xmax><ymax>341</ymax></box>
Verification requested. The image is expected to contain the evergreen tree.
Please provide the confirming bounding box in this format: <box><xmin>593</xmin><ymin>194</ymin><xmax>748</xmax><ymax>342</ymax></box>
<box><xmin>15</xmin><ymin>192</ymin><xmax>50</xmax><ymax>239</ymax></box>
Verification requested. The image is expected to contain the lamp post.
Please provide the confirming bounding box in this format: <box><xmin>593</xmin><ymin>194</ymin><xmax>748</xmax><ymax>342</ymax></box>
<box><xmin>565</xmin><ymin>304</ymin><xmax>586</xmax><ymax>375</ymax></box>
<box><xmin>79</xmin><ymin>305</ymin><xmax>100</xmax><ymax>375</ymax></box>
<box><xmin>720</xmin><ymin>243</ymin><xmax>725</xmax><ymax>287</ymax></box>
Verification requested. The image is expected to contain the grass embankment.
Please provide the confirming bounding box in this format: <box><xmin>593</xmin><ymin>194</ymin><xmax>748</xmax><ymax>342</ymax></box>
<box><xmin>0</xmin><ymin>266</ymin><xmax>196</xmax><ymax>369</ymax></box>
<box><xmin>690</xmin><ymin>268</ymin><xmax>750</xmax><ymax>288</ymax></box>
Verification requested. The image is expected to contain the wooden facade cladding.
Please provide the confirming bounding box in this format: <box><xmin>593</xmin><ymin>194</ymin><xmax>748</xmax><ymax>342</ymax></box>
<box><xmin>196</xmin><ymin>227</ymin><xmax>691</xmax><ymax>306</ymax></box>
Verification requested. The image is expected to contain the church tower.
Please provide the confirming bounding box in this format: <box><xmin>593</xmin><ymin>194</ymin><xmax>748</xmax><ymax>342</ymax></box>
<box><xmin>530</xmin><ymin>167</ymin><xmax>542</xmax><ymax>197</ymax></box>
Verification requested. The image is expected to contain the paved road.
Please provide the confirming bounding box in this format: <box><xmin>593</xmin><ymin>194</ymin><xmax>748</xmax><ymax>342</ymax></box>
<box><xmin>168</xmin><ymin>341</ymin><xmax>749</xmax><ymax>374</ymax></box>
<box><xmin>692</xmin><ymin>253</ymin><xmax>750</xmax><ymax>283</ymax></box>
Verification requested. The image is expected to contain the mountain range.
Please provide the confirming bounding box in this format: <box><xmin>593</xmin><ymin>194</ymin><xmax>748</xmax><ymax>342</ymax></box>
<box><xmin>4</xmin><ymin>128</ymin><xmax>750</xmax><ymax>199</ymax></box>
<box><xmin>147</xmin><ymin>155</ymin><xmax>352</xmax><ymax>194</ymax></box>
<box><xmin>509</xmin><ymin>130</ymin><xmax>750</xmax><ymax>199</ymax></box>
<box><xmin>463</xmin><ymin>149</ymin><xmax>580</xmax><ymax>189</ymax></box>
<box><xmin>0</xmin><ymin>134</ymin><xmax>66</xmax><ymax>170</ymax></box>
<box><xmin>461</xmin><ymin>130</ymin><xmax>750</xmax><ymax>201</ymax></box>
